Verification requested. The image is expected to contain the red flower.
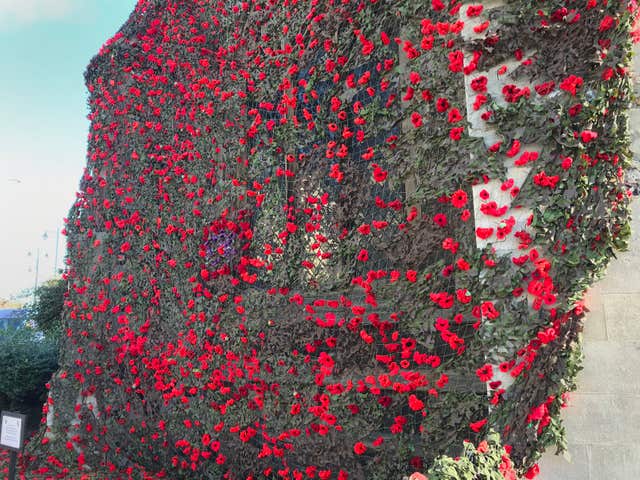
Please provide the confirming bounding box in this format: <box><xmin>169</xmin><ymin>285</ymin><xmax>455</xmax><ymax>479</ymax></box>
<box><xmin>408</xmin><ymin>394</ymin><xmax>424</xmax><ymax>411</ymax></box>
<box><xmin>357</xmin><ymin>224</ymin><xmax>371</xmax><ymax>235</ymax></box>
<box><xmin>450</xmin><ymin>189</ymin><xmax>467</xmax><ymax>208</ymax></box>
<box><xmin>473</xmin><ymin>94</ymin><xmax>487</xmax><ymax>110</ymax></box>
<box><xmin>580</xmin><ymin>130</ymin><xmax>598</xmax><ymax>143</ymax></box>
<box><xmin>470</xmin><ymin>75</ymin><xmax>487</xmax><ymax>92</ymax></box>
<box><xmin>448</xmin><ymin>50</ymin><xmax>464</xmax><ymax>72</ymax></box>
<box><xmin>372</xmin><ymin>164</ymin><xmax>388</xmax><ymax>182</ymax></box>
<box><xmin>353</xmin><ymin>442</ymin><xmax>367</xmax><ymax>455</ymax></box>
<box><xmin>469</xmin><ymin>418</ymin><xmax>487</xmax><ymax>432</ymax></box>
<box><xmin>533</xmin><ymin>171</ymin><xmax>560</xmax><ymax>189</ymax></box>
<box><xmin>524</xmin><ymin>464</ymin><xmax>540</xmax><ymax>479</ymax></box>
<box><xmin>357</xmin><ymin>249</ymin><xmax>369</xmax><ymax>262</ymax></box>
<box><xmin>436</xmin><ymin>97</ymin><xmax>450</xmax><ymax>112</ymax></box>
<box><xmin>409</xmin><ymin>456</ymin><xmax>424</xmax><ymax>470</ymax></box>
<box><xmin>568</xmin><ymin>104</ymin><xmax>582</xmax><ymax>117</ymax></box>
<box><xmin>456</xmin><ymin>257</ymin><xmax>470</xmax><ymax>270</ymax></box>
<box><xmin>481</xmin><ymin>301</ymin><xmax>500</xmax><ymax>319</ymax></box>
<box><xmin>466</xmin><ymin>4</ymin><xmax>483</xmax><ymax>17</ymax></box>
<box><xmin>476</xmin><ymin>364</ymin><xmax>494</xmax><ymax>382</ymax></box>
<box><xmin>599</xmin><ymin>15</ymin><xmax>615</xmax><ymax>32</ymax></box>
<box><xmin>411</xmin><ymin>112</ymin><xmax>423</xmax><ymax>128</ymax></box>
<box><xmin>456</xmin><ymin>289</ymin><xmax>472</xmax><ymax>303</ymax></box>
<box><xmin>602</xmin><ymin>67</ymin><xmax>615</xmax><ymax>81</ymax></box>
<box><xmin>474</xmin><ymin>20</ymin><xmax>490</xmax><ymax>33</ymax></box>
<box><xmin>406</xmin><ymin>270</ymin><xmax>418</xmax><ymax>282</ymax></box>
<box><xmin>409</xmin><ymin>473</ymin><xmax>428</xmax><ymax>480</ymax></box>
<box><xmin>502</xmin><ymin>84</ymin><xmax>530</xmax><ymax>102</ymax></box>
<box><xmin>433</xmin><ymin>213</ymin><xmax>447</xmax><ymax>227</ymax></box>
<box><xmin>449</xmin><ymin>127</ymin><xmax>464</xmax><ymax>141</ymax></box>
<box><xmin>506</xmin><ymin>139</ymin><xmax>521</xmax><ymax>157</ymax></box>
<box><xmin>534</xmin><ymin>81</ymin><xmax>555</xmax><ymax>96</ymax></box>
<box><xmin>488</xmin><ymin>141</ymin><xmax>502</xmax><ymax>153</ymax></box>
<box><xmin>447</xmin><ymin>108</ymin><xmax>462</xmax><ymax>123</ymax></box>
<box><xmin>442</xmin><ymin>237</ymin><xmax>459</xmax><ymax>253</ymax></box>
<box><xmin>559</xmin><ymin>75</ymin><xmax>583</xmax><ymax>96</ymax></box>
<box><xmin>476</xmin><ymin>227</ymin><xmax>494</xmax><ymax>239</ymax></box>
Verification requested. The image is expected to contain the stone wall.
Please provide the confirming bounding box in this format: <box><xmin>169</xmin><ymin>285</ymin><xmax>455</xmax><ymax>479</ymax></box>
<box><xmin>537</xmin><ymin>44</ymin><xmax>640</xmax><ymax>480</ymax></box>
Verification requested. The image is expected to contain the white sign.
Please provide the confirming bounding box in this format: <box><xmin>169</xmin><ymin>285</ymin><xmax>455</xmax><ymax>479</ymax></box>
<box><xmin>0</xmin><ymin>412</ymin><xmax>25</xmax><ymax>451</ymax></box>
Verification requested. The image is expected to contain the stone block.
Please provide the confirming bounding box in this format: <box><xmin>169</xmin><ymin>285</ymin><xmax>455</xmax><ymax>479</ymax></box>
<box><xmin>597</xmin><ymin>198</ymin><xmax>640</xmax><ymax>294</ymax></box>
<box><xmin>632</xmin><ymin>110</ymin><xmax>640</xmax><ymax>160</ymax></box>
<box><xmin>561</xmin><ymin>394</ymin><xmax>622</xmax><ymax>445</ymax></box>
<box><xmin>538</xmin><ymin>444</ymin><xmax>589</xmax><ymax>480</ymax></box>
<box><xmin>590</xmin><ymin>444</ymin><xmax>640</xmax><ymax>480</ymax></box>
<box><xmin>599</xmin><ymin>256</ymin><xmax>640</xmax><ymax>294</ymax></box>
<box><xmin>562</xmin><ymin>394</ymin><xmax>640</xmax><ymax>446</ymax></box>
<box><xmin>614</xmin><ymin>395</ymin><xmax>640</xmax><ymax>443</ymax></box>
<box><xmin>582</xmin><ymin>285</ymin><xmax>607</xmax><ymax>341</ymax></box>
<box><xmin>603</xmin><ymin>294</ymin><xmax>640</xmax><ymax>341</ymax></box>
<box><xmin>578</xmin><ymin>342</ymin><xmax>640</xmax><ymax>395</ymax></box>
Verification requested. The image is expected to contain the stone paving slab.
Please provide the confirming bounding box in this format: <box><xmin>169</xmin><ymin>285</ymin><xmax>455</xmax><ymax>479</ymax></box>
<box><xmin>603</xmin><ymin>294</ymin><xmax>640</xmax><ymax>342</ymax></box>
<box><xmin>561</xmin><ymin>394</ymin><xmax>640</xmax><ymax>446</ymax></box>
<box><xmin>538</xmin><ymin>444</ymin><xmax>590</xmax><ymax>480</ymax></box>
<box><xmin>577</xmin><ymin>342</ymin><xmax>640</xmax><ymax>395</ymax></box>
<box><xmin>582</xmin><ymin>284</ymin><xmax>607</xmax><ymax>342</ymax></box>
<box><xmin>540</xmin><ymin>443</ymin><xmax>640</xmax><ymax>480</ymax></box>
<box><xmin>589</xmin><ymin>444</ymin><xmax>640</xmax><ymax>479</ymax></box>
<box><xmin>598</xmin><ymin>199</ymin><xmax>640</xmax><ymax>294</ymax></box>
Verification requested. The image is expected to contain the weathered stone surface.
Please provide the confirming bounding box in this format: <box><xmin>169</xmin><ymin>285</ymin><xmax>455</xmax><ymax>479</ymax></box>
<box><xmin>630</xmin><ymin>109</ymin><xmax>640</xmax><ymax>161</ymax></box>
<box><xmin>598</xmin><ymin>252</ymin><xmax>640</xmax><ymax>293</ymax></box>
<box><xmin>590</xmin><ymin>444</ymin><xmax>640</xmax><ymax>480</ymax></box>
<box><xmin>577</xmin><ymin>343</ymin><xmax>640</xmax><ymax>395</ymax></box>
<box><xmin>603</xmin><ymin>294</ymin><xmax>640</xmax><ymax>342</ymax></box>
<box><xmin>582</xmin><ymin>285</ymin><xmax>607</xmax><ymax>342</ymax></box>
<box><xmin>599</xmin><ymin>200</ymin><xmax>640</xmax><ymax>293</ymax></box>
<box><xmin>537</xmin><ymin>444</ymin><xmax>589</xmax><ymax>480</ymax></box>
<box><xmin>561</xmin><ymin>394</ymin><xmax>626</xmax><ymax>445</ymax></box>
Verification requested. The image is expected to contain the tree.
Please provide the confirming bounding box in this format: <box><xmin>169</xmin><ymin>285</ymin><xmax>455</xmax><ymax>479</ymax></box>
<box><xmin>27</xmin><ymin>278</ymin><xmax>65</xmax><ymax>340</ymax></box>
<box><xmin>0</xmin><ymin>327</ymin><xmax>58</xmax><ymax>409</ymax></box>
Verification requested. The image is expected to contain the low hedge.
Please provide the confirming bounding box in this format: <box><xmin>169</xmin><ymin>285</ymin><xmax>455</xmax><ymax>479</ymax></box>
<box><xmin>0</xmin><ymin>328</ymin><xmax>58</xmax><ymax>410</ymax></box>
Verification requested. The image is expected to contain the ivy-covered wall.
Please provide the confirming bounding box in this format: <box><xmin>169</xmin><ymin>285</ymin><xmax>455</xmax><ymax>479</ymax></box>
<box><xmin>24</xmin><ymin>0</ymin><xmax>638</xmax><ymax>479</ymax></box>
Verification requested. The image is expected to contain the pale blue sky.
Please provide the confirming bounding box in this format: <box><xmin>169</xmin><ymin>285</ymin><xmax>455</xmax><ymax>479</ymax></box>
<box><xmin>0</xmin><ymin>0</ymin><xmax>137</xmax><ymax>300</ymax></box>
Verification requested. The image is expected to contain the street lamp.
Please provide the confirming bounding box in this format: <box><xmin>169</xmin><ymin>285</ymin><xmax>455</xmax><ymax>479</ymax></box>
<box><xmin>42</xmin><ymin>228</ymin><xmax>60</xmax><ymax>276</ymax></box>
<box><xmin>29</xmin><ymin>249</ymin><xmax>42</xmax><ymax>304</ymax></box>
<box><xmin>27</xmin><ymin>229</ymin><xmax>61</xmax><ymax>303</ymax></box>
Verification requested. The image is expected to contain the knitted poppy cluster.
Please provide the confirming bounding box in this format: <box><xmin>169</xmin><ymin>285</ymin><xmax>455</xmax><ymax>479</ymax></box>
<box><xmin>29</xmin><ymin>0</ymin><xmax>637</xmax><ymax>479</ymax></box>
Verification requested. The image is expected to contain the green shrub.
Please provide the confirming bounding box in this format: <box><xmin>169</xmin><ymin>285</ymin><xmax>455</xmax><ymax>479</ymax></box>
<box><xmin>0</xmin><ymin>328</ymin><xmax>58</xmax><ymax>410</ymax></box>
<box><xmin>27</xmin><ymin>278</ymin><xmax>65</xmax><ymax>341</ymax></box>
<box><xmin>425</xmin><ymin>431</ymin><xmax>517</xmax><ymax>480</ymax></box>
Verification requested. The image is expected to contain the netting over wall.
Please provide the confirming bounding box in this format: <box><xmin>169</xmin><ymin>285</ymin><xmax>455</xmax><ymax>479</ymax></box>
<box><xmin>29</xmin><ymin>0</ymin><xmax>637</xmax><ymax>479</ymax></box>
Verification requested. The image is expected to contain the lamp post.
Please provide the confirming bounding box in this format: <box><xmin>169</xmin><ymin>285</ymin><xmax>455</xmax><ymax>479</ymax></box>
<box><xmin>28</xmin><ymin>229</ymin><xmax>61</xmax><ymax>303</ymax></box>
<box><xmin>32</xmin><ymin>248</ymin><xmax>40</xmax><ymax>305</ymax></box>
<box><xmin>42</xmin><ymin>228</ymin><xmax>60</xmax><ymax>275</ymax></box>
